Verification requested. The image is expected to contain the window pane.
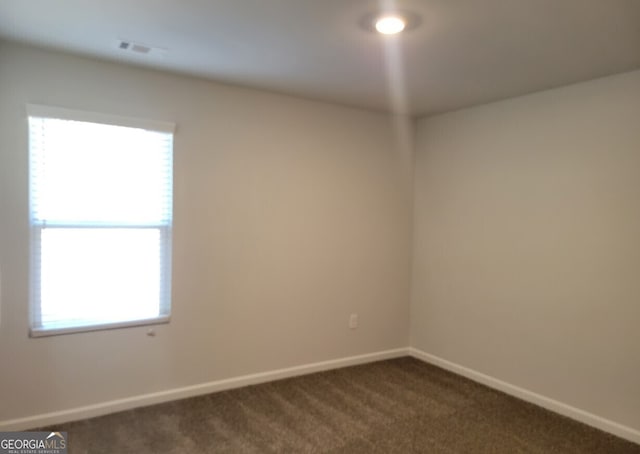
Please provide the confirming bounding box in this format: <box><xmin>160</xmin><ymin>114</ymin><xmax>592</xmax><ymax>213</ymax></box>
<box><xmin>31</xmin><ymin>118</ymin><xmax>172</xmax><ymax>225</ymax></box>
<box><xmin>39</xmin><ymin>228</ymin><xmax>163</xmax><ymax>330</ymax></box>
<box><xmin>29</xmin><ymin>109</ymin><xmax>173</xmax><ymax>336</ymax></box>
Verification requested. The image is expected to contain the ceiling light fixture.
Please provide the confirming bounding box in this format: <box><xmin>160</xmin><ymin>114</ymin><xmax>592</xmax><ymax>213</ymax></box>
<box><xmin>375</xmin><ymin>16</ymin><xmax>406</xmax><ymax>35</ymax></box>
<box><xmin>360</xmin><ymin>11</ymin><xmax>421</xmax><ymax>35</ymax></box>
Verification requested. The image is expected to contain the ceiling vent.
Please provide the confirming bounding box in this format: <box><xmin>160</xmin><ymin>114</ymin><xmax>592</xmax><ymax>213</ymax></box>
<box><xmin>115</xmin><ymin>39</ymin><xmax>166</xmax><ymax>58</ymax></box>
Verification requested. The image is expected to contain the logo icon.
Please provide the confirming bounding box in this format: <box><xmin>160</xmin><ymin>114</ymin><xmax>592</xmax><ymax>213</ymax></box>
<box><xmin>47</xmin><ymin>432</ymin><xmax>65</xmax><ymax>440</ymax></box>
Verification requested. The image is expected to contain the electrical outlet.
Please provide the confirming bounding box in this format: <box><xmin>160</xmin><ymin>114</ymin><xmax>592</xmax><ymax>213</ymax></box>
<box><xmin>349</xmin><ymin>313</ymin><xmax>358</xmax><ymax>329</ymax></box>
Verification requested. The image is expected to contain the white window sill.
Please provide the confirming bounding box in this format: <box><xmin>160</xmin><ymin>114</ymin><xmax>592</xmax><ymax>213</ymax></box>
<box><xmin>29</xmin><ymin>316</ymin><xmax>170</xmax><ymax>338</ymax></box>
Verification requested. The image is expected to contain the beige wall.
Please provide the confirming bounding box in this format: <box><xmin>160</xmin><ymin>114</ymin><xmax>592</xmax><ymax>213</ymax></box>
<box><xmin>2</xmin><ymin>38</ymin><xmax>639</xmax><ymax>435</ymax></box>
<box><xmin>411</xmin><ymin>70</ymin><xmax>640</xmax><ymax>430</ymax></box>
<box><xmin>0</xmin><ymin>42</ymin><xmax>413</xmax><ymax>422</ymax></box>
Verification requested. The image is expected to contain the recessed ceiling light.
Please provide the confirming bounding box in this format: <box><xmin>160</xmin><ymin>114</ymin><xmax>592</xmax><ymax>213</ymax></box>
<box><xmin>359</xmin><ymin>11</ymin><xmax>421</xmax><ymax>35</ymax></box>
<box><xmin>375</xmin><ymin>16</ymin><xmax>406</xmax><ymax>35</ymax></box>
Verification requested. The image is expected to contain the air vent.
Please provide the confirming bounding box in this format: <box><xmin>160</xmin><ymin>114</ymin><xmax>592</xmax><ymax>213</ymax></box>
<box><xmin>131</xmin><ymin>44</ymin><xmax>151</xmax><ymax>54</ymax></box>
<box><xmin>115</xmin><ymin>39</ymin><xmax>166</xmax><ymax>58</ymax></box>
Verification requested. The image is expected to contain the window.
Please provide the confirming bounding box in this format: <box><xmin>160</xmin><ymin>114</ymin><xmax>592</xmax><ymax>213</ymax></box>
<box><xmin>28</xmin><ymin>105</ymin><xmax>174</xmax><ymax>337</ymax></box>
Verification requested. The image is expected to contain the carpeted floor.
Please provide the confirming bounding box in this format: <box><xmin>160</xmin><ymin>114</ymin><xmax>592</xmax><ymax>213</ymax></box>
<box><xmin>43</xmin><ymin>357</ymin><xmax>640</xmax><ymax>453</ymax></box>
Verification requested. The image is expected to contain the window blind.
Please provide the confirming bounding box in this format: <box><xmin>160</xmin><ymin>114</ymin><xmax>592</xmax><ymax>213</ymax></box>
<box><xmin>28</xmin><ymin>107</ymin><xmax>174</xmax><ymax>336</ymax></box>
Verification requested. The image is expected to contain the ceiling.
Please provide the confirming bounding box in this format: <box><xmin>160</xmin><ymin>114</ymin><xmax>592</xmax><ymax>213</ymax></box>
<box><xmin>1</xmin><ymin>0</ymin><xmax>640</xmax><ymax>116</ymax></box>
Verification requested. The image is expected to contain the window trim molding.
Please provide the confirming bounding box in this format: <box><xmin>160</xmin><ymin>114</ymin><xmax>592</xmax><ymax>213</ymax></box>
<box><xmin>27</xmin><ymin>104</ymin><xmax>174</xmax><ymax>338</ymax></box>
<box><xmin>30</xmin><ymin>316</ymin><xmax>171</xmax><ymax>338</ymax></box>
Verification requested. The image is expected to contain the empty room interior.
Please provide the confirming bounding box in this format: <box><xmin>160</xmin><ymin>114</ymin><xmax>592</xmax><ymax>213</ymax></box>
<box><xmin>0</xmin><ymin>0</ymin><xmax>639</xmax><ymax>452</ymax></box>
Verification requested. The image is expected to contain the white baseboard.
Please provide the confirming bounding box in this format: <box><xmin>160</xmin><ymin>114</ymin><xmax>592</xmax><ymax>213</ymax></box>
<box><xmin>5</xmin><ymin>346</ymin><xmax>638</xmax><ymax>446</ymax></box>
<box><xmin>0</xmin><ymin>347</ymin><xmax>409</xmax><ymax>431</ymax></box>
<box><xmin>409</xmin><ymin>347</ymin><xmax>640</xmax><ymax>445</ymax></box>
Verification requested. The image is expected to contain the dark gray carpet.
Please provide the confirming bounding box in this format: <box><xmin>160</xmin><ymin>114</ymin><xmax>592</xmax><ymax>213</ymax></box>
<box><xmin>43</xmin><ymin>357</ymin><xmax>639</xmax><ymax>453</ymax></box>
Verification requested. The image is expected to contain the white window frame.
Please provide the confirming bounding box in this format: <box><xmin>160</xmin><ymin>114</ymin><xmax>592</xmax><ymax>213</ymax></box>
<box><xmin>27</xmin><ymin>104</ymin><xmax>175</xmax><ymax>337</ymax></box>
